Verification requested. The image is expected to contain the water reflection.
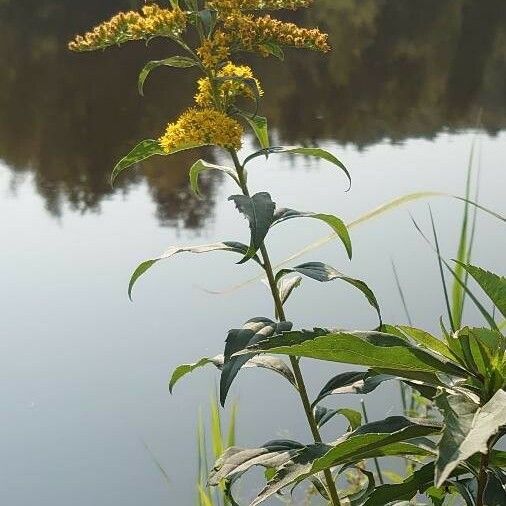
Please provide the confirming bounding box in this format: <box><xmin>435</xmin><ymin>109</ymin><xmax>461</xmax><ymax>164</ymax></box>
<box><xmin>0</xmin><ymin>0</ymin><xmax>504</xmax><ymax>223</ymax></box>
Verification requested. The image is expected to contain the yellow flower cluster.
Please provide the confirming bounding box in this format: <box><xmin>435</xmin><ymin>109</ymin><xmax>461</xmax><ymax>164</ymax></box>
<box><xmin>159</xmin><ymin>108</ymin><xmax>244</xmax><ymax>152</ymax></box>
<box><xmin>68</xmin><ymin>4</ymin><xmax>187</xmax><ymax>52</ymax></box>
<box><xmin>224</xmin><ymin>13</ymin><xmax>330</xmax><ymax>55</ymax></box>
<box><xmin>206</xmin><ymin>0</ymin><xmax>313</xmax><ymax>12</ymax></box>
<box><xmin>195</xmin><ymin>63</ymin><xmax>263</xmax><ymax>108</ymax></box>
<box><xmin>197</xmin><ymin>31</ymin><xmax>232</xmax><ymax>68</ymax></box>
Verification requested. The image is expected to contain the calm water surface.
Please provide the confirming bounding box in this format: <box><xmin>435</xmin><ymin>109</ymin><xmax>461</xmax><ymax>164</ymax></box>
<box><xmin>1</xmin><ymin>1</ymin><xmax>505</xmax><ymax>504</ymax></box>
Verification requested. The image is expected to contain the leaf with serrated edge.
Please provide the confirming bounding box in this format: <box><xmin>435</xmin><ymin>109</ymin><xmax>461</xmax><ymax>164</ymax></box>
<box><xmin>243</xmin><ymin>146</ymin><xmax>351</xmax><ymax>190</ymax></box>
<box><xmin>128</xmin><ymin>242</ymin><xmax>260</xmax><ymax>299</ymax></box>
<box><xmin>229</xmin><ymin>193</ymin><xmax>276</xmax><ymax>263</ymax></box>
<box><xmin>189</xmin><ymin>159</ymin><xmax>239</xmax><ymax>197</ymax></box>
<box><xmin>435</xmin><ymin>389</ymin><xmax>506</xmax><ymax>487</ymax></box>
<box><xmin>272</xmin><ymin>208</ymin><xmax>352</xmax><ymax>259</ymax></box>
<box><xmin>244</xmin><ymin>329</ymin><xmax>468</xmax><ymax>377</ymax></box>
<box><xmin>457</xmin><ymin>263</ymin><xmax>506</xmax><ymax>318</ymax></box>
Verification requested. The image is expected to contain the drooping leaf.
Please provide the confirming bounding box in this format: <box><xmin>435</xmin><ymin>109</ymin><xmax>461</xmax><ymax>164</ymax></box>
<box><xmin>272</xmin><ymin>208</ymin><xmax>352</xmax><ymax>259</ymax></box>
<box><xmin>313</xmin><ymin>406</ymin><xmax>362</xmax><ymax>430</ymax></box>
<box><xmin>251</xmin><ymin>417</ymin><xmax>439</xmax><ymax>505</ymax></box>
<box><xmin>260</xmin><ymin>41</ymin><xmax>284</xmax><ymax>60</ymax></box>
<box><xmin>189</xmin><ymin>159</ymin><xmax>239</xmax><ymax>197</ymax></box>
<box><xmin>276</xmin><ymin>262</ymin><xmax>381</xmax><ymax>323</ymax></box>
<box><xmin>169</xmin><ymin>353</ymin><xmax>296</xmax><ymax>394</ymax></box>
<box><xmin>237</xmin><ymin>111</ymin><xmax>269</xmax><ymax>149</ymax></box>
<box><xmin>458</xmin><ymin>263</ymin><xmax>506</xmax><ymax>319</ymax></box>
<box><xmin>128</xmin><ymin>241</ymin><xmax>260</xmax><ymax>299</ymax></box>
<box><xmin>229</xmin><ymin>192</ymin><xmax>276</xmax><ymax>263</ymax></box>
<box><xmin>278</xmin><ymin>275</ymin><xmax>302</xmax><ymax>308</ymax></box>
<box><xmin>435</xmin><ymin>389</ymin><xmax>506</xmax><ymax>487</ymax></box>
<box><xmin>244</xmin><ymin>329</ymin><xmax>466</xmax><ymax>377</ymax></box>
<box><xmin>138</xmin><ymin>56</ymin><xmax>196</xmax><ymax>95</ymax></box>
<box><xmin>221</xmin><ymin>317</ymin><xmax>292</xmax><ymax>405</ymax></box>
<box><xmin>111</xmin><ymin>139</ymin><xmax>165</xmax><ymax>186</ymax></box>
<box><xmin>243</xmin><ymin>146</ymin><xmax>351</xmax><ymax>190</ymax></box>
<box><xmin>208</xmin><ymin>440</ymin><xmax>304</xmax><ymax>486</ymax></box>
<box><xmin>313</xmin><ymin>371</ymin><xmax>395</xmax><ymax>406</ymax></box>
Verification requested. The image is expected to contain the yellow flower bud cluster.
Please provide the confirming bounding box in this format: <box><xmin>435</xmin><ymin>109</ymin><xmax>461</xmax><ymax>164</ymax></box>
<box><xmin>197</xmin><ymin>31</ymin><xmax>232</xmax><ymax>69</ymax></box>
<box><xmin>68</xmin><ymin>4</ymin><xmax>187</xmax><ymax>52</ymax></box>
<box><xmin>223</xmin><ymin>13</ymin><xmax>330</xmax><ymax>55</ymax></box>
<box><xmin>195</xmin><ymin>62</ymin><xmax>264</xmax><ymax>108</ymax></box>
<box><xmin>206</xmin><ymin>0</ymin><xmax>313</xmax><ymax>12</ymax></box>
<box><xmin>159</xmin><ymin>108</ymin><xmax>244</xmax><ymax>152</ymax></box>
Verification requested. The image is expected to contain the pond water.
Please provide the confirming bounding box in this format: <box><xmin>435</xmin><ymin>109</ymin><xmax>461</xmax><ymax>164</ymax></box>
<box><xmin>1</xmin><ymin>1</ymin><xmax>505</xmax><ymax>505</ymax></box>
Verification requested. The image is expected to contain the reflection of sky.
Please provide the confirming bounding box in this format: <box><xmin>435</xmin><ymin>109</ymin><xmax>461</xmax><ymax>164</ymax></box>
<box><xmin>2</xmin><ymin>132</ymin><xmax>504</xmax><ymax>505</ymax></box>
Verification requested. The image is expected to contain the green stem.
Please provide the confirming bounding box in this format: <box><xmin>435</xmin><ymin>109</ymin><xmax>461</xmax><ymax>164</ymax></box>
<box><xmin>229</xmin><ymin>149</ymin><xmax>341</xmax><ymax>506</ymax></box>
<box><xmin>476</xmin><ymin>452</ymin><xmax>489</xmax><ymax>506</ymax></box>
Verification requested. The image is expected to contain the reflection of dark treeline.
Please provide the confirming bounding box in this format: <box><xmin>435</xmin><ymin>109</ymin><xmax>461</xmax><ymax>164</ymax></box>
<box><xmin>0</xmin><ymin>0</ymin><xmax>504</xmax><ymax>223</ymax></box>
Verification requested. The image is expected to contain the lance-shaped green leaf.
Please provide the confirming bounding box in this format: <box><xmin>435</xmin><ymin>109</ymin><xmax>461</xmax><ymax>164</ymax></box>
<box><xmin>435</xmin><ymin>389</ymin><xmax>506</xmax><ymax>487</ymax></box>
<box><xmin>396</xmin><ymin>326</ymin><xmax>457</xmax><ymax>361</ymax></box>
<box><xmin>229</xmin><ymin>192</ymin><xmax>276</xmax><ymax>263</ymax></box>
<box><xmin>251</xmin><ymin>417</ymin><xmax>440</xmax><ymax>505</ymax></box>
<box><xmin>313</xmin><ymin>371</ymin><xmax>396</xmax><ymax>406</ymax></box>
<box><xmin>313</xmin><ymin>406</ymin><xmax>362</xmax><ymax>430</ymax></box>
<box><xmin>457</xmin><ymin>263</ymin><xmax>506</xmax><ymax>318</ymax></box>
<box><xmin>208</xmin><ymin>440</ymin><xmax>304</xmax><ymax>485</ymax></box>
<box><xmin>128</xmin><ymin>242</ymin><xmax>260</xmax><ymax>300</ymax></box>
<box><xmin>189</xmin><ymin>159</ymin><xmax>239</xmax><ymax>197</ymax></box>
<box><xmin>272</xmin><ymin>208</ymin><xmax>352</xmax><ymax>259</ymax></box>
<box><xmin>237</xmin><ymin>111</ymin><xmax>269</xmax><ymax>149</ymax></box>
<box><xmin>276</xmin><ymin>262</ymin><xmax>381</xmax><ymax>322</ymax></box>
<box><xmin>221</xmin><ymin>317</ymin><xmax>293</xmax><ymax>405</ymax></box>
<box><xmin>243</xmin><ymin>146</ymin><xmax>351</xmax><ymax>190</ymax></box>
<box><xmin>111</xmin><ymin>139</ymin><xmax>165</xmax><ymax>186</ymax></box>
<box><xmin>483</xmin><ymin>470</ymin><xmax>506</xmax><ymax>505</ymax></box>
<box><xmin>274</xmin><ymin>275</ymin><xmax>302</xmax><ymax>319</ymax></box>
<box><xmin>138</xmin><ymin>56</ymin><xmax>197</xmax><ymax>96</ymax></box>
<box><xmin>243</xmin><ymin>329</ymin><xmax>468</xmax><ymax>377</ymax></box>
<box><xmin>169</xmin><ymin>353</ymin><xmax>296</xmax><ymax>393</ymax></box>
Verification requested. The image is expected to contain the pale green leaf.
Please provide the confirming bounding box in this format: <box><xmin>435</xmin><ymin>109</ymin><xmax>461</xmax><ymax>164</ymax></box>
<box><xmin>189</xmin><ymin>159</ymin><xmax>239</xmax><ymax>197</ymax></box>
<box><xmin>138</xmin><ymin>56</ymin><xmax>196</xmax><ymax>96</ymax></box>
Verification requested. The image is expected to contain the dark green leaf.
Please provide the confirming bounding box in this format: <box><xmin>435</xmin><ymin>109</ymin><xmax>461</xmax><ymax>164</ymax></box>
<box><xmin>251</xmin><ymin>417</ymin><xmax>439</xmax><ymax>505</ymax></box>
<box><xmin>313</xmin><ymin>371</ymin><xmax>395</xmax><ymax>406</ymax></box>
<box><xmin>272</xmin><ymin>208</ymin><xmax>352</xmax><ymax>259</ymax></box>
<box><xmin>243</xmin><ymin>146</ymin><xmax>351</xmax><ymax>190</ymax></box>
<box><xmin>229</xmin><ymin>192</ymin><xmax>276</xmax><ymax>263</ymax></box>
<box><xmin>260</xmin><ymin>42</ymin><xmax>284</xmax><ymax>60</ymax></box>
<box><xmin>221</xmin><ymin>317</ymin><xmax>292</xmax><ymax>405</ymax></box>
<box><xmin>484</xmin><ymin>470</ymin><xmax>506</xmax><ymax>505</ymax></box>
<box><xmin>458</xmin><ymin>263</ymin><xmax>506</xmax><ymax>319</ymax></box>
<box><xmin>189</xmin><ymin>159</ymin><xmax>239</xmax><ymax>197</ymax></box>
<box><xmin>111</xmin><ymin>139</ymin><xmax>165</xmax><ymax>186</ymax></box>
<box><xmin>138</xmin><ymin>56</ymin><xmax>196</xmax><ymax>95</ymax></box>
<box><xmin>244</xmin><ymin>329</ymin><xmax>465</xmax><ymax>377</ymax></box>
<box><xmin>276</xmin><ymin>262</ymin><xmax>381</xmax><ymax>323</ymax></box>
<box><xmin>128</xmin><ymin>241</ymin><xmax>260</xmax><ymax>299</ymax></box>
<box><xmin>435</xmin><ymin>389</ymin><xmax>506</xmax><ymax>487</ymax></box>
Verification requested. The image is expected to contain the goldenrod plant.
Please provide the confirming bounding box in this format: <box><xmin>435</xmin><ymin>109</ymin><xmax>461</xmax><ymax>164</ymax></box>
<box><xmin>70</xmin><ymin>2</ymin><xmax>506</xmax><ymax>505</ymax></box>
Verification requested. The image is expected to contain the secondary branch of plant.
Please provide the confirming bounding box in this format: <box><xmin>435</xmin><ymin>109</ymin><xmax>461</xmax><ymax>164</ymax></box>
<box><xmin>228</xmin><ymin>149</ymin><xmax>341</xmax><ymax>506</ymax></box>
<box><xmin>476</xmin><ymin>452</ymin><xmax>489</xmax><ymax>506</ymax></box>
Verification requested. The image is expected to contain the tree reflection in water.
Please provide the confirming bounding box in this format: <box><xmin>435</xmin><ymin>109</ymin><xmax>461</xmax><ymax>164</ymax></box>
<box><xmin>0</xmin><ymin>0</ymin><xmax>504</xmax><ymax>226</ymax></box>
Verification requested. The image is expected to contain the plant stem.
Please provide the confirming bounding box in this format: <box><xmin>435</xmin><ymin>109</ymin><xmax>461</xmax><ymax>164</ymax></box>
<box><xmin>229</xmin><ymin>149</ymin><xmax>341</xmax><ymax>506</ymax></box>
<box><xmin>476</xmin><ymin>452</ymin><xmax>489</xmax><ymax>506</ymax></box>
<box><xmin>360</xmin><ymin>399</ymin><xmax>384</xmax><ymax>485</ymax></box>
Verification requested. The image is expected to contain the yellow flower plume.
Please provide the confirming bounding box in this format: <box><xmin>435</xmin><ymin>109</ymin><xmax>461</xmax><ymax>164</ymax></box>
<box><xmin>68</xmin><ymin>4</ymin><xmax>187</xmax><ymax>52</ymax></box>
<box><xmin>195</xmin><ymin>62</ymin><xmax>263</xmax><ymax>108</ymax></box>
<box><xmin>159</xmin><ymin>108</ymin><xmax>244</xmax><ymax>152</ymax></box>
<box><xmin>206</xmin><ymin>0</ymin><xmax>313</xmax><ymax>13</ymax></box>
